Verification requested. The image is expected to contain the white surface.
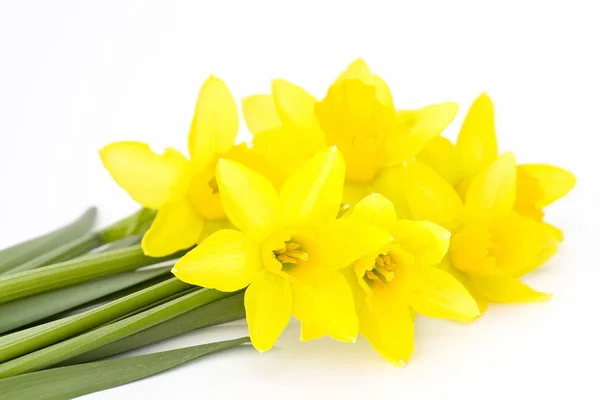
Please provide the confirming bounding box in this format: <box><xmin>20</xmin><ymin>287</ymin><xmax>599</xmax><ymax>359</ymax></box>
<box><xmin>1</xmin><ymin>1</ymin><xmax>599</xmax><ymax>399</ymax></box>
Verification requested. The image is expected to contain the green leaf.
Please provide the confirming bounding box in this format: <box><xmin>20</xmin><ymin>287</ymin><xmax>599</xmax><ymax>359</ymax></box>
<box><xmin>2</xmin><ymin>208</ymin><xmax>158</xmax><ymax>277</ymax></box>
<box><xmin>0</xmin><ymin>266</ymin><xmax>173</xmax><ymax>334</ymax></box>
<box><xmin>0</xmin><ymin>336</ymin><xmax>250</xmax><ymax>400</ymax></box>
<box><xmin>0</xmin><ymin>208</ymin><xmax>97</xmax><ymax>275</ymax></box>
<box><xmin>0</xmin><ymin>277</ymin><xmax>190</xmax><ymax>362</ymax></box>
<box><xmin>64</xmin><ymin>292</ymin><xmax>246</xmax><ymax>364</ymax></box>
<box><xmin>0</xmin><ymin>245</ymin><xmax>181</xmax><ymax>305</ymax></box>
<box><xmin>89</xmin><ymin>234</ymin><xmax>143</xmax><ymax>254</ymax></box>
<box><xmin>45</xmin><ymin>275</ymin><xmax>168</xmax><ymax>322</ymax></box>
<box><xmin>100</xmin><ymin>208</ymin><xmax>157</xmax><ymax>243</ymax></box>
<box><xmin>2</xmin><ymin>232</ymin><xmax>105</xmax><ymax>276</ymax></box>
<box><xmin>0</xmin><ymin>287</ymin><xmax>233</xmax><ymax>377</ymax></box>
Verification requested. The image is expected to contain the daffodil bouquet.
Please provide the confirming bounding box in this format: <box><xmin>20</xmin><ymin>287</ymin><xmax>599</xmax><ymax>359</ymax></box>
<box><xmin>0</xmin><ymin>59</ymin><xmax>575</xmax><ymax>398</ymax></box>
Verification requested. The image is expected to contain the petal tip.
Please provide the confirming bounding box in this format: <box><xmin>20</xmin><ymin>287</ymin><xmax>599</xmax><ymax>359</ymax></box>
<box><xmin>387</xmin><ymin>358</ymin><xmax>407</xmax><ymax>367</ymax></box>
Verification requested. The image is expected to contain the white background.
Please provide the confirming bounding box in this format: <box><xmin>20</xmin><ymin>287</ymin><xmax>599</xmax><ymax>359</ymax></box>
<box><xmin>1</xmin><ymin>1</ymin><xmax>599</xmax><ymax>399</ymax></box>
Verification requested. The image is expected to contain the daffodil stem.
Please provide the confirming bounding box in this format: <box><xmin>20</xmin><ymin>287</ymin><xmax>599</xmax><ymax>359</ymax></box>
<box><xmin>0</xmin><ymin>208</ymin><xmax>97</xmax><ymax>275</ymax></box>
<box><xmin>0</xmin><ymin>277</ymin><xmax>191</xmax><ymax>363</ymax></box>
<box><xmin>0</xmin><ymin>266</ymin><xmax>173</xmax><ymax>335</ymax></box>
<box><xmin>2</xmin><ymin>232</ymin><xmax>105</xmax><ymax>276</ymax></box>
<box><xmin>0</xmin><ymin>337</ymin><xmax>250</xmax><ymax>400</ymax></box>
<box><xmin>99</xmin><ymin>208</ymin><xmax>157</xmax><ymax>243</ymax></box>
<box><xmin>0</xmin><ymin>208</ymin><xmax>156</xmax><ymax>277</ymax></box>
<box><xmin>0</xmin><ymin>245</ymin><xmax>183</xmax><ymax>305</ymax></box>
<box><xmin>88</xmin><ymin>234</ymin><xmax>143</xmax><ymax>254</ymax></box>
<box><xmin>60</xmin><ymin>292</ymin><xmax>246</xmax><ymax>365</ymax></box>
<box><xmin>0</xmin><ymin>287</ymin><xmax>232</xmax><ymax>378</ymax></box>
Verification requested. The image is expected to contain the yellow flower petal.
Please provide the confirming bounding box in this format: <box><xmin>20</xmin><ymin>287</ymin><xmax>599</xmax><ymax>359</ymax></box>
<box><xmin>271</xmin><ymin>79</ymin><xmax>322</xmax><ymax>131</ymax></box>
<box><xmin>350</xmin><ymin>193</ymin><xmax>398</xmax><ymax>230</ymax></box>
<box><xmin>172</xmin><ymin>229</ymin><xmax>262</xmax><ymax>292</ymax></box>
<box><xmin>455</xmin><ymin>93</ymin><xmax>498</xmax><ymax>178</ymax></box>
<box><xmin>300</xmin><ymin>323</ymin><xmax>327</xmax><ymax>342</ymax></box>
<box><xmin>188</xmin><ymin>76</ymin><xmax>239</xmax><ymax>168</ymax></box>
<box><xmin>377</xmin><ymin>161</ymin><xmax>464</xmax><ymax>232</ymax></box>
<box><xmin>417</xmin><ymin>136</ymin><xmax>462</xmax><ymax>186</ymax></box>
<box><xmin>291</xmin><ymin>271</ymin><xmax>358</xmax><ymax>342</ymax></box>
<box><xmin>469</xmin><ymin>275</ymin><xmax>551</xmax><ymax>303</ymax></box>
<box><xmin>372</xmin><ymin>75</ymin><xmax>394</xmax><ymax>108</ymax></box>
<box><xmin>99</xmin><ymin>142</ymin><xmax>187</xmax><ymax>209</ymax></box>
<box><xmin>359</xmin><ymin>304</ymin><xmax>413</xmax><ymax>366</ymax></box>
<box><xmin>141</xmin><ymin>198</ymin><xmax>204</xmax><ymax>257</ymax></box>
<box><xmin>335</xmin><ymin>58</ymin><xmax>373</xmax><ymax>84</ymax></box>
<box><xmin>389</xmin><ymin>220</ymin><xmax>450</xmax><ymax>265</ymax></box>
<box><xmin>252</xmin><ymin>127</ymin><xmax>315</xmax><ymax>184</ymax></box>
<box><xmin>334</xmin><ymin>58</ymin><xmax>393</xmax><ymax>107</ymax></box>
<box><xmin>446</xmin><ymin>263</ymin><xmax>489</xmax><ymax>315</ymax></box>
<box><xmin>372</xmin><ymin>166</ymin><xmax>413</xmax><ymax>220</ymax></box>
<box><xmin>225</xmin><ymin>143</ymin><xmax>285</xmax><ymax>190</ymax></box>
<box><xmin>197</xmin><ymin>218</ymin><xmax>234</xmax><ymax>243</ymax></box>
<box><xmin>315</xmin><ymin>79</ymin><xmax>395</xmax><ymax>183</ymax></box>
<box><xmin>280</xmin><ymin>147</ymin><xmax>345</xmax><ymax>228</ymax></box>
<box><xmin>515</xmin><ymin>164</ymin><xmax>576</xmax><ymax>220</ymax></box>
<box><xmin>343</xmin><ymin>181</ymin><xmax>373</xmax><ymax>207</ymax></box>
<box><xmin>489</xmin><ymin>213</ymin><xmax>560</xmax><ymax>277</ymax></box>
<box><xmin>292</xmin><ymin>219</ymin><xmax>393</xmax><ymax>276</ymax></box>
<box><xmin>385</xmin><ymin>102</ymin><xmax>459</xmax><ymax>165</ymax></box>
<box><xmin>449</xmin><ymin>221</ymin><xmax>507</xmax><ymax>277</ymax></box>
<box><xmin>464</xmin><ymin>152</ymin><xmax>516</xmax><ymax>222</ymax></box>
<box><xmin>245</xmin><ymin>270</ymin><xmax>292</xmax><ymax>352</ymax></box>
<box><xmin>409</xmin><ymin>266</ymin><xmax>480</xmax><ymax>320</ymax></box>
<box><xmin>241</xmin><ymin>94</ymin><xmax>281</xmax><ymax>135</ymax></box>
<box><xmin>216</xmin><ymin>159</ymin><xmax>282</xmax><ymax>243</ymax></box>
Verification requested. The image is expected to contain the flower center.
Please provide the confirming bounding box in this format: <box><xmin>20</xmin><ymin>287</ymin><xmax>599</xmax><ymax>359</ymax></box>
<box><xmin>207</xmin><ymin>176</ymin><xmax>219</xmax><ymax>194</ymax></box>
<box><xmin>363</xmin><ymin>253</ymin><xmax>395</xmax><ymax>286</ymax></box>
<box><xmin>189</xmin><ymin>168</ymin><xmax>226</xmax><ymax>220</ymax></box>
<box><xmin>273</xmin><ymin>241</ymin><xmax>309</xmax><ymax>267</ymax></box>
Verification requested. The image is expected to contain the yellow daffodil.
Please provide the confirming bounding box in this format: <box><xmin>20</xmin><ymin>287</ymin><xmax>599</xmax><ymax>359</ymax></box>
<box><xmin>242</xmin><ymin>58</ymin><xmax>459</xmax><ymax>205</ymax></box>
<box><xmin>417</xmin><ymin>93</ymin><xmax>576</xmax><ymax>237</ymax></box>
<box><xmin>100</xmin><ymin>76</ymin><xmax>275</xmax><ymax>257</ymax></box>
<box><xmin>301</xmin><ymin>193</ymin><xmax>479</xmax><ymax>365</ymax></box>
<box><xmin>172</xmin><ymin>147</ymin><xmax>393</xmax><ymax>351</ymax></box>
<box><xmin>392</xmin><ymin>151</ymin><xmax>561</xmax><ymax>313</ymax></box>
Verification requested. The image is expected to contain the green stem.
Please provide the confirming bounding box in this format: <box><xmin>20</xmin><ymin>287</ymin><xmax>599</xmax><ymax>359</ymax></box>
<box><xmin>88</xmin><ymin>234</ymin><xmax>143</xmax><ymax>254</ymax></box>
<box><xmin>0</xmin><ymin>245</ymin><xmax>182</xmax><ymax>305</ymax></box>
<box><xmin>0</xmin><ymin>208</ymin><xmax>97</xmax><ymax>275</ymax></box>
<box><xmin>0</xmin><ymin>337</ymin><xmax>250</xmax><ymax>400</ymax></box>
<box><xmin>1</xmin><ymin>208</ymin><xmax>157</xmax><ymax>277</ymax></box>
<box><xmin>3</xmin><ymin>232</ymin><xmax>104</xmax><ymax>276</ymax></box>
<box><xmin>0</xmin><ymin>288</ymin><xmax>232</xmax><ymax>377</ymax></box>
<box><xmin>100</xmin><ymin>208</ymin><xmax>157</xmax><ymax>243</ymax></box>
<box><xmin>0</xmin><ymin>277</ymin><xmax>190</xmax><ymax>362</ymax></box>
<box><xmin>62</xmin><ymin>292</ymin><xmax>246</xmax><ymax>365</ymax></box>
<box><xmin>0</xmin><ymin>266</ymin><xmax>173</xmax><ymax>335</ymax></box>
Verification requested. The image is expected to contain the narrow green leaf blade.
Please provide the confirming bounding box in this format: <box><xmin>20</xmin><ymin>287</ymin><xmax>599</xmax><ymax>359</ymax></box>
<box><xmin>100</xmin><ymin>208</ymin><xmax>157</xmax><ymax>243</ymax></box>
<box><xmin>0</xmin><ymin>266</ymin><xmax>173</xmax><ymax>334</ymax></box>
<box><xmin>89</xmin><ymin>234</ymin><xmax>143</xmax><ymax>254</ymax></box>
<box><xmin>0</xmin><ymin>277</ymin><xmax>190</xmax><ymax>362</ymax></box>
<box><xmin>0</xmin><ymin>337</ymin><xmax>250</xmax><ymax>400</ymax></box>
<box><xmin>0</xmin><ymin>288</ymin><xmax>233</xmax><ymax>377</ymax></box>
<box><xmin>0</xmin><ymin>245</ymin><xmax>180</xmax><ymax>305</ymax></box>
<box><xmin>64</xmin><ymin>292</ymin><xmax>246</xmax><ymax>364</ymax></box>
<box><xmin>0</xmin><ymin>208</ymin><xmax>97</xmax><ymax>275</ymax></box>
<box><xmin>2</xmin><ymin>232</ymin><xmax>104</xmax><ymax>276</ymax></box>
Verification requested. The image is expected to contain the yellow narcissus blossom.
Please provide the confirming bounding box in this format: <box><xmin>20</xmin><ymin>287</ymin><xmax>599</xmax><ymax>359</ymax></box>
<box><xmin>172</xmin><ymin>147</ymin><xmax>393</xmax><ymax>351</ymax></box>
<box><xmin>417</xmin><ymin>93</ymin><xmax>576</xmax><ymax>237</ymax></box>
<box><xmin>303</xmin><ymin>193</ymin><xmax>479</xmax><ymax>365</ymax></box>
<box><xmin>100</xmin><ymin>76</ymin><xmax>275</xmax><ymax>257</ymax></box>
<box><xmin>395</xmin><ymin>151</ymin><xmax>561</xmax><ymax>313</ymax></box>
<box><xmin>242</xmin><ymin>58</ymin><xmax>459</xmax><ymax>205</ymax></box>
